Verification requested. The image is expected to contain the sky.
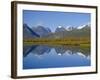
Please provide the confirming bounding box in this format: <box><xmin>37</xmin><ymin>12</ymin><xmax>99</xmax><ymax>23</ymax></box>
<box><xmin>23</xmin><ymin>10</ymin><xmax>90</xmax><ymax>32</ymax></box>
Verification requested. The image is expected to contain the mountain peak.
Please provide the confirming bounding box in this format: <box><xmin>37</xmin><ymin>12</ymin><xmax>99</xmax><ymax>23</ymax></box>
<box><xmin>58</xmin><ymin>26</ymin><xmax>62</xmax><ymax>28</ymax></box>
<box><xmin>77</xmin><ymin>23</ymin><xmax>90</xmax><ymax>29</ymax></box>
<box><xmin>55</xmin><ymin>26</ymin><xmax>66</xmax><ymax>32</ymax></box>
<box><xmin>77</xmin><ymin>24</ymin><xmax>86</xmax><ymax>29</ymax></box>
<box><xmin>32</xmin><ymin>25</ymin><xmax>51</xmax><ymax>37</ymax></box>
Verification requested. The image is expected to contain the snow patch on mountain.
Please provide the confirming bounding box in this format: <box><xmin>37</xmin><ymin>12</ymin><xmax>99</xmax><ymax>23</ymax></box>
<box><xmin>77</xmin><ymin>24</ymin><xmax>86</xmax><ymax>29</ymax></box>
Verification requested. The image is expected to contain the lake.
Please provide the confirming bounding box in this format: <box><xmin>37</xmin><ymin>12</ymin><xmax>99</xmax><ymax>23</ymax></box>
<box><xmin>23</xmin><ymin>45</ymin><xmax>90</xmax><ymax>69</ymax></box>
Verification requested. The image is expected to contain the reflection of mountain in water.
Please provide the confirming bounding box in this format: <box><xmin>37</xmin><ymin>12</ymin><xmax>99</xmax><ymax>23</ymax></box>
<box><xmin>55</xmin><ymin>47</ymin><xmax>66</xmax><ymax>55</ymax></box>
<box><xmin>31</xmin><ymin>45</ymin><xmax>51</xmax><ymax>55</ymax></box>
<box><xmin>23</xmin><ymin>45</ymin><xmax>90</xmax><ymax>58</ymax></box>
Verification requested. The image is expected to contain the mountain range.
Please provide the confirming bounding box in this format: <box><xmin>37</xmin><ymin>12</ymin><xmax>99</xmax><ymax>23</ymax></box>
<box><xmin>23</xmin><ymin>23</ymin><xmax>90</xmax><ymax>39</ymax></box>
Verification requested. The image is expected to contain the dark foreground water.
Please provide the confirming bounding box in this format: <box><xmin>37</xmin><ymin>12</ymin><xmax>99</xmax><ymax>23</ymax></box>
<box><xmin>23</xmin><ymin>45</ymin><xmax>90</xmax><ymax>69</ymax></box>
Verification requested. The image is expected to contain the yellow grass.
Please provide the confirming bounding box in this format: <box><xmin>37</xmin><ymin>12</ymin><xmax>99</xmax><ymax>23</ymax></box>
<box><xmin>23</xmin><ymin>37</ymin><xmax>90</xmax><ymax>47</ymax></box>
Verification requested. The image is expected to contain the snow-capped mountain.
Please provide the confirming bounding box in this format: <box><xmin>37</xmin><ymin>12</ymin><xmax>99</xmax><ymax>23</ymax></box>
<box><xmin>66</xmin><ymin>26</ymin><xmax>76</xmax><ymax>31</ymax></box>
<box><xmin>55</xmin><ymin>26</ymin><xmax>66</xmax><ymax>32</ymax></box>
<box><xmin>77</xmin><ymin>23</ymin><xmax>90</xmax><ymax>29</ymax></box>
<box><xmin>77</xmin><ymin>24</ymin><xmax>86</xmax><ymax>29</ymax></box>
<box><xmin>23</xmin><ymin>23</ymin><xmax>90</xmax><ymax>39</ymax></box>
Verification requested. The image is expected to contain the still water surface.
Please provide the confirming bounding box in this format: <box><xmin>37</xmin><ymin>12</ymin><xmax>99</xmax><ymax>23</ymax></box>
<box><xmin>23</xmin><ymin>45</ymin><xmax>90</xmax><ymax>69</ymax></box>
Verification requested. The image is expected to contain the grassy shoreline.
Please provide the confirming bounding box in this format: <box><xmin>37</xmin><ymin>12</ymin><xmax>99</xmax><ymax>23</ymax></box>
<box><xmin>23</xmin><ymin>37</ymin><xmax>90</xmax><ymax>47</ymax></box>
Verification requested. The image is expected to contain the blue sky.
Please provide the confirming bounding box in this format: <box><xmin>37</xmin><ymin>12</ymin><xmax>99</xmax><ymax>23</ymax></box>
<box><xmin>23</xmin><ymin>10</ymin><xmax>90</xmax><ymax>32</ymax></box>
